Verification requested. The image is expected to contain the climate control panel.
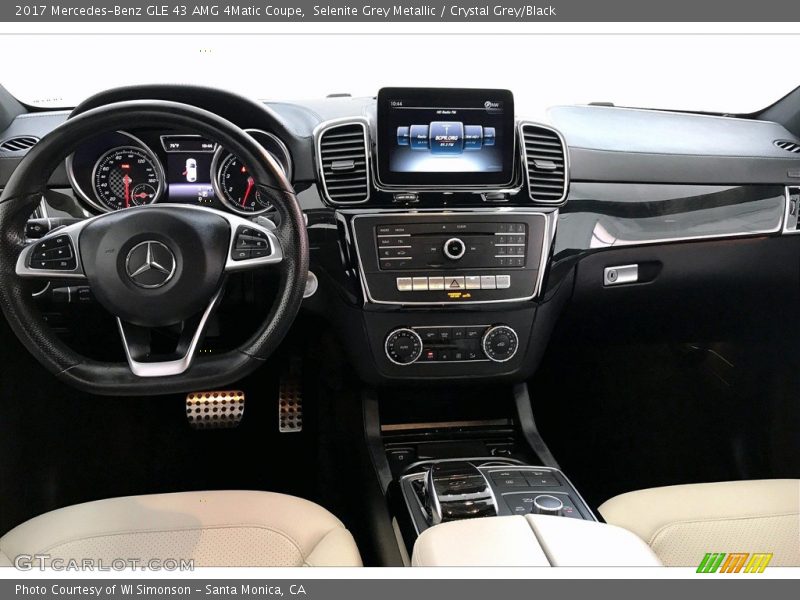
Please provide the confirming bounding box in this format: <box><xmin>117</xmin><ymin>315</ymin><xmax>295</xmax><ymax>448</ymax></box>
<box><xmin>384</xmin><ymin>324</ymin><xmax>519</xmax><ymax>366</ymax></box>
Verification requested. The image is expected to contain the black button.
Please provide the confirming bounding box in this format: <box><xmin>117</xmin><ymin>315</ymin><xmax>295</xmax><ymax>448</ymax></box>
<box><xmin>524</xmin><ymin>472</ymin><xmax>560</xmax><ymax>487</ymax></box>
<box><xmin>453</xmin><ymin>351</ymin><xmax>464</xmax><ymax>361</ymax></box>
<box><xmin>251</xmin><ymin>248</ymin><xmax>269</xmax><ymax>258</ymax></box>
<box><xmin>438</xmin><ymin>349</ymin><xmax>452</xmax><ymax>361</ymax></box>
<box><xmin>438</xmin><ymin>328</ymin><xmax>452</xmax><ymax>342</ymax></box>
<box><xmin>52</xmin><ymin>258</ymin><xmax>76</xmax><ymax>271</ymax></box>
<box><xmin>34</xmin><ymin>246</ymin><xmax>72</xmax><ymax>261</ymax></box>
<box><xmin>492</xmin><ymin>476</ymin><xmax>528</xmax><ymax>488</ymax></box>
<box><xmin>465</xmin><ymin>327</ymin><xmax>483</xmax><ymax>340</ymax></box>
<box><xmin>231</xmin><ymin>249</ymin><xmax>251</xmax><ymax>261</ymax></box>
<box><xmin>419</xmin><ymin>329</ymin><xmax>438</xmax><ymax>343</ymax></box>
<box><xmin>452</xmin><ymin>328</ymin><xmax>465</xmax><ymax>340</ymax></box>
<box><xmin>387</xmin><ymin>448</ymin><xmax>415</xmax><ymax>467</ymax></box>
<box><xmin>490</xmin><ymin>470</ymin><xmax>521</xmax><ymax>479</ymax></box>
<box><xmin>237</xmin><ymin>235</ymin><xmax>268</xmax><ymax>250</ymax></box>
<box><xmin>422</xmin><ymin>349</ymin><xmax>436</xmax><ymax>362</ymax></box>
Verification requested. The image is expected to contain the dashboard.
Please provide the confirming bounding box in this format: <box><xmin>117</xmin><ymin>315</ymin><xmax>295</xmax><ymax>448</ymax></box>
<box><xmin>1</xmin><ymin>84</ymin><xmax>799</xmax><ymax>385</ymax></box>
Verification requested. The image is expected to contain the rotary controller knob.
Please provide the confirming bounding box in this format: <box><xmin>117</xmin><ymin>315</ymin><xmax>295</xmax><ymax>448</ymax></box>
<box><xmin>385</xmin><ymin>328</ymin><xmax>423</xmax><ymax>365</ymax></box>
<box><xmin>443</xmin><ymin>237</ymin><xmax>466</xmax><ymax>260</ymax></box>
<box><xmin>532</xmin><ymin>494</ymin><xmax>564</xmax><ymax>516</ymax></box>
<box><xmin>481</xmin><ymin>325</ymin><xmax>519</xmax><ymax>362</ymax></box>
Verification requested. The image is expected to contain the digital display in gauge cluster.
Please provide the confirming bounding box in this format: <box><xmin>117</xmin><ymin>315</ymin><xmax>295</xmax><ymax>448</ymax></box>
<box><xmin>161</xmin><ymin>135</ymin><xmax>217</xmax><ymax>207</ymax></box>
<box><xmin>376</xmin><ymin>87</ymin><xmax>516</xmax><ymax>188</ymax></box>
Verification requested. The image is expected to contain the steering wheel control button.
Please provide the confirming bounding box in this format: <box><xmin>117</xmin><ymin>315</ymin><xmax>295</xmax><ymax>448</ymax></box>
<box><xmin>443</xmin><ymin>237</ymin><xmax>466</xmax><ymax>260</ymax></box>
<box><xmin>29</xmin><ymin>236</ymin><xmax>77</xmax><ymax>271</ymax></box>
<box><xmin>482</xmin><ymin>325</ymin><xmax>519</xmax><ymax>363</ymax></box>
<box><xmin>385</xmin><ymin>328</ymin><xmax>423</xmax><ymax>365</ymax></box>
<box><xmin>232</xmin><ymin>226</ymin><xmax>270</xmax><ymax>261</ymax></box>
<box><xmin>533</xmin><ymin>494</ymin><xmax>564</xmax><ymax>516</ymax></box>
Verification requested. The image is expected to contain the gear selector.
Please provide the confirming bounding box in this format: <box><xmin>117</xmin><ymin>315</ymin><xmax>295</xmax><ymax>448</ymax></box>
<box><xmin>424</xmin><ymin>461</ymin><xmax>498</xmax><ymax>525</ymax></box>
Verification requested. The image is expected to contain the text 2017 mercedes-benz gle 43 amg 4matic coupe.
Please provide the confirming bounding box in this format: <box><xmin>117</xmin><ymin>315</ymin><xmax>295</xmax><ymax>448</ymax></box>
<box><xmin>0</xmin><ymin>84</ymin><xmax>797</xmax><ymax>568</ymax></box>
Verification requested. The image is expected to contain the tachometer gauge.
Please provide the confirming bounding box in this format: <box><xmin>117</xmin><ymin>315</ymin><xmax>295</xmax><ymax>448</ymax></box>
<box><xmin>211</xmin><ymin>129</ymin><xmax>292</xmax><ymax>215</ymax></box>
<box><xmin>92</xmin><ymin>146</ymin><xmax>164</xmax><ymax>211</ymax></box>
<box><xmin>215</xmin><ymin>154</ymin><xmax>273</xmax><ymax>213</ymax></box>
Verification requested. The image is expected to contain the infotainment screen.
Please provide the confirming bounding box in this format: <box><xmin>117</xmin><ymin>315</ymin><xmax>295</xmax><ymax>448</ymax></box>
<box><xmin>376</xmin><ymin>88</ymin><xmax>515</xmax><ymax>188</ymax></box>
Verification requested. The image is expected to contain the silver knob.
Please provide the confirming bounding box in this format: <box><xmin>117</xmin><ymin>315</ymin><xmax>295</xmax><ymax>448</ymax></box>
<box><xmin>533</xmin><ymin>494</ymin><xmax>564</xmax><ymax>516</ymax></box>
<box><xmin>384</xmin><ymin>328</ymin><xmax>423</xmax><ymax>366</ymax></box>
<box><xmin>481</xmin><ymin>325</ymin><xmax>519</xmax><ymax>362</ymax></box>
<box><xmin>443</xmin><ymin>237</ymin><xmax>466</xmax><ymax>260</ymax></box>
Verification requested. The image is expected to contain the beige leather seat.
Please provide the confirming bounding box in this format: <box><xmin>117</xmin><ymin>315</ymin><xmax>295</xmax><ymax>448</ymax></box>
<box><xmin>0</xmin><ymin>490</ymin><xmax>362</xmax><ymax>567</ymax></box>
<box><xmin>599</xmin><ymin>479</ymin><xmax>800</xmax><ymax>566</ymax></box>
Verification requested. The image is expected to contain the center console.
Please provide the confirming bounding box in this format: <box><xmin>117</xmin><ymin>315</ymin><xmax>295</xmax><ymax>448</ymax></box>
<box><xmin>399</xmin><ymin>459</ymin><xmax>596</xmax><ymax>536</ymax></box>
<box><xmin>311</xmin><ymin>86</ymin><xmax>568</xmax><ymax>384</ymax></box>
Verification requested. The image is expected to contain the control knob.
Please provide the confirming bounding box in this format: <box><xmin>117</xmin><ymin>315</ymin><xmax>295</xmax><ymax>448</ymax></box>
<box><xmin>443</xmin><ymin>237</ymin><xmax>466</xmax><ymax>260</ymax></box>
<box><xmin>532</xmin><ymin>494</ymin><xmax>564</xmax><ymax>516</ymax></box>
<box><xmin>385</xmin><ymin>328</ymin><xmax>423</xmax><ymax>365</ymax></box>
<box><xmin>481</xmin><ymin>325</ymin><xmax>519</xmax><ymax>362</ymax></box>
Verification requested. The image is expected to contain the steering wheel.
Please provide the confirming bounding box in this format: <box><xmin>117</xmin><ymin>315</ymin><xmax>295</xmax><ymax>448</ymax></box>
<box><xmin>0</xmin><ymin>100</ymin><xmax>309</xmax><ymax>396</ymax></box>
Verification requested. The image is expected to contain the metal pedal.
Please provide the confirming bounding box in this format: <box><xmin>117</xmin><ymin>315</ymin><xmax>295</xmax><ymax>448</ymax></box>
<box><xmin>278</xmin><ymin>359</ymin><xmax>303</xmax><ymax>433</ymax></box>
<box><xmin>186</xmin><ymin>391</ymin><xmax>245</xmax><ymax>430</ymax></box>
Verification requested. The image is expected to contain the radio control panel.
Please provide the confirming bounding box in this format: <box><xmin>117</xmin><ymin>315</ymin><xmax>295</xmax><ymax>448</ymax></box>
<box><xmin>351</xmin><ymin>212</ymin><xmax>549</xmax><ymax>305</ymax></box>
<box><xmin>375</xmin><ymin>221</ymin><xmax>528</xmax><ymax>271</ymax></box>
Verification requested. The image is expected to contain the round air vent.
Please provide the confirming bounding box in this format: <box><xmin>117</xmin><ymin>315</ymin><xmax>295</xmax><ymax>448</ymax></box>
<box><xmin>0</xmin><ymin>135</ymin><xmax>39</xmax><ymax>152</ymax></box>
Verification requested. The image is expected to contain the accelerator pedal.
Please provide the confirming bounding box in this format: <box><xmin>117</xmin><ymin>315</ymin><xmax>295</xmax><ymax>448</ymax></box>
<box><xmin>186</xmin><ymin>390</ymin><xmax>245</xmax><ymax>430</ymax></box>
<box><xmin>278</xmin><ymin>357</ymin><xmax>303</xmax><ymax>433</ymax></box>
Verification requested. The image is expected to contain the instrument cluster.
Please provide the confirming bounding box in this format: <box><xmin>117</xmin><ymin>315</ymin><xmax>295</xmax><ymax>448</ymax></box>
<box><xmin>67</xmin><ymin>129</ymin><xmax>292</xmax><ymax>215</ymax></box>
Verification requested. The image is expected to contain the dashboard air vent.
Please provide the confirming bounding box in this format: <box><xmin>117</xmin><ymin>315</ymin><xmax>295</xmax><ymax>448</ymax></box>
<box><xmin>0</xmin><ymin>135</ymin><xmax>39</xmax><ymax>152</ymax></box>
<box><xmin>774</xmin><ymin>140</ymin><xmax>800</xmax><ymax>154</ymax></box>
<box><xmin>317</xmin><ymin>121</ymin><xmax>370</xmax><ymax>204</ymax></box>
<box><xmin>520</xmin><ymin>123</ymin><xmax>568</xmax><ymax>204</ymax></box>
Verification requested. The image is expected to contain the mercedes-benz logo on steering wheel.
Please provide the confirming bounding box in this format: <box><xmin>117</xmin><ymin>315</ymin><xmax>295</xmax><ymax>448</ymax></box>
<box><xmin>125</xmin><ymin>241</ymin><xmax>176</xmax><ymax>289</ymax></box>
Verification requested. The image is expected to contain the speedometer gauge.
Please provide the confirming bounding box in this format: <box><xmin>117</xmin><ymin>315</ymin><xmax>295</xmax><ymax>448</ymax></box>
<box><xmin>92</xmin><ymin>146</ymin><xmax>164</xmax><ymax>211</ymax></box>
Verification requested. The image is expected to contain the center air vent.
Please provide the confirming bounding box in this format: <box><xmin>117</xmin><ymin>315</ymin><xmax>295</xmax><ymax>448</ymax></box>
<box><xmin>0</xmin><ymin>135</ymin><xmax>39</xmax><ymax>152</ymax></box>
<box><xmin>520</xmin><ymin>123</ymin><xmax>568</xmax><ymax>204</ymax></box>
<box><xmin>316</xmin><ymin>120</ymin><xmax>370</xmax><ymax>204</ymax></box>
<box><xmin>774</xmin><ymin>140</ymin><xmax>800</xmax><ymax>154</ymax></box>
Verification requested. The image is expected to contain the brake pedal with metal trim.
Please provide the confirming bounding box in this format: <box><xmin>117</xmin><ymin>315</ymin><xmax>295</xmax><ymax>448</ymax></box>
<box><xmin>186</xmin><ymin>391</ymin><xmax>245</xmax><ymax>430</ymax></box>
<box><xmin>279</xmin><ymin>357</ymin><xmax>303</xmax><ymax>433</ymax></box>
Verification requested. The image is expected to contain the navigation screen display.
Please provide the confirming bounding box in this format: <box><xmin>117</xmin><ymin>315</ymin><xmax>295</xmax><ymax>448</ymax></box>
<box><xmin>377</xmin><ymin>88</ymin><xmax>515</xmax><ymax>187</ymax></box>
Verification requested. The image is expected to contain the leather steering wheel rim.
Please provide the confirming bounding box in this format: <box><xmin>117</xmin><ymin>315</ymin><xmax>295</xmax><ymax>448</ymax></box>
<box><xmin>0</xmin><ymin>100</ymin><xmax>309</xmax><ymax>396</ymax></box>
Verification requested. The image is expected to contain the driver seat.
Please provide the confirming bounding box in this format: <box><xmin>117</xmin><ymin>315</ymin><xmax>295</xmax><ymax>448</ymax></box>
<box><xmin>0</xmin><ymin>491</ymin><xmax>362</xmax><ymax>567</ymax></box>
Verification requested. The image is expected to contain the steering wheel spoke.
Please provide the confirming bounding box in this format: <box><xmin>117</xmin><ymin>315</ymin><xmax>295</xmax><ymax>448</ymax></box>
<box><xmin>117</xmin><ymin>286</ymin><xmax>225</xmax><ymax>378</ymax></box>
<box><xmin>15</xmin><ymin>223</ymin><xmax>88</xmax><ymax>280</ymax></box>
